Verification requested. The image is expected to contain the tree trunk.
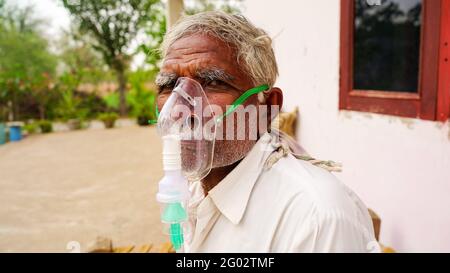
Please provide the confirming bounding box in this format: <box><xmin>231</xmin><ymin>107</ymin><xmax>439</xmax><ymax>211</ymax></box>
<box><xmin>8</xmin><ymin>100</ymin><xmax>14</xmax><ymax>122</ymax></box>
<box><xmin>39</xmin><ymin>104</ymin><xmax>45</xmax><ymax>120</ymax></box>
<box><xmin>11</xmin><ymin>88</ymin><xmax>17</xmax><ymax>121</ymax></box>
<box><xmin>117</xmin><ymin>69</ymin><xmax>127</xmax><ymax>116</ymax></box>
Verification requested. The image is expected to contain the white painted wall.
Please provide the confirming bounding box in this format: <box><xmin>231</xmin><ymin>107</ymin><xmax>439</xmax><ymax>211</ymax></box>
<box><xmin>244</xmin><ymin>0</ymin><xmax>450</xmax><ymax>252</ymax></box>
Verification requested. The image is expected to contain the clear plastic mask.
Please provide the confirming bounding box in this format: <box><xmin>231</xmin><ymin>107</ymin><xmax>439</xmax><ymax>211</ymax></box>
<box><xmin>157</xmin><ymin>77</ymin><xmax>216</xmax><ymax>182</ymax></box>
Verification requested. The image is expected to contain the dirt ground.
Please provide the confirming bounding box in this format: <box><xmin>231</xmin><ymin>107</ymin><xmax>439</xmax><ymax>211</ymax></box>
<box><xmin>0</xmin><ymin>125</ymin><xmax>166</xmax><ymax>252</ymax></box>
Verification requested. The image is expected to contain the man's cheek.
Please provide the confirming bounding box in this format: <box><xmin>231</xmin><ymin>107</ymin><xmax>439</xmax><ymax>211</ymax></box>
<box><xmin>216</xmin><ymin>115</ymin><xmax>249</xmax><ymax>141</ymax></box>
<box><xmin>208</xmin><ymin>93</ymin><xmax>236</xmax><ymax>109</ymax></box>
<box><xmin>207</xmin><ymin>96</ymin><xmax>234</xmax><ymax>140</ymax></box>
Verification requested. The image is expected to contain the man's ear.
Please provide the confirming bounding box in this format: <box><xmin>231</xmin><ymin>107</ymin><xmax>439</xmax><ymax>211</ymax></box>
<box><xmin>266</xmin><ymin>87</ymin><xmax>283</xmax><ymax>120</ymax></box>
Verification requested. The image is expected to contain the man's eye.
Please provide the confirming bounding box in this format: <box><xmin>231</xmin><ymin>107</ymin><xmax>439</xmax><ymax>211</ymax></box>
<box><xmin>207</xmin><ymin>80</ymin><xmax>228</xmax><ymax>89</ymax></box>
<box><xmin>159</xmin><ymin>83</ymin><xmax>175</xmax><ymax>94</ymax></box>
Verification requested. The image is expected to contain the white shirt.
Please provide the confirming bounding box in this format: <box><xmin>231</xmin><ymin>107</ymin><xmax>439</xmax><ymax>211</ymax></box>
<box><xmin>185</xmin><ymin>133</ymin><xmax>378</xmax><ymax>253</ymax></box>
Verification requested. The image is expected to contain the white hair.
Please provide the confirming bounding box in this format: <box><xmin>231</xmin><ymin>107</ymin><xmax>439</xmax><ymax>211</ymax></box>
<box><xmin>160</xmin><ymin>11</ymin><xmax>279</xmax><ymax>102</ymax></box>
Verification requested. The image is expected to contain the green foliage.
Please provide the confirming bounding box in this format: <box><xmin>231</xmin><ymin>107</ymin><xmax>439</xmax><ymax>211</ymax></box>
<box><xmin>127</xmin><ymin>89</ymin><xmax>156</xmax><ymax>126</ymax></box>
<box><xmin>61</xmin><ymin>0</ymin><xmax>166</xmax><ymax>115</ymax></box>
<box><xmin>98</xmin><ymin>112</ymin><xmax>119</xmax><ymax>129</ymax></box>
<box><xmin>37</xmin><ymin>120</ymin><xmax>53</xmax><ymax>133</ymax></box>
<box><xmin>0</xmin><ymin>29</ymin><xmax>55</xmax><ymax>83</ymax></box>
<box><xmin>23</xmin><ymin>122</ymin><xmax>39</xmax><ymax>135</ymax></box>
<box><xmin>139</xmin><ymin>0</ymin><xmax>242</xmax><ymax>74</ymax></box>
<box><xmin>185</xmin><ymin>0</ymin><xmax>243</xmax><ymax>15</ymax></box>
<box><xmin>0</xmin><ymin>0</ymin><xmax>244</xmax><ymax>125</ymax></box>
<box><xmin>103</xmin><ymin>92</ymin><xmax>120</xmax><ymax>111</ymax></box>
<box><xmin>55</xmin><ymin>70</ymin><xmax>107</xmax><ymax>121</ymax></box>
<box><xmin>78</xmin><ymin>93</ymin><xmax>107</xmax><ymax>119</ymax></box>
<box><xmin>61</xmin><ymin>0</ymin><xmax>162</xmax><ymax>68</ymax></box>
<box><xmin>55</xmin><ymin>89</ymin><xmax>88</xmax><ymax>121</ymax></box>
<box><xmin>126</xmin><ymin>70</ymin><xmax>157</xmax><ymax>126</ymax></box>
<box><xmin>139</xmin><ymin>3</ymin><xmax>166</xmax><ymax>71</ymax></box>
<box><xmin>58</xmin><ymin>30</ymin><xmax>114</xmax><ymax>85</ymax></box>
<box><xmin>0</xmin><ymin>3</ymin><xmax>57</xmax><ymax>121</ymax></box>
<box><xmin>23</xmin><ymin>120</ymin><xmax>53</xmax><ymax>134</ymax></box>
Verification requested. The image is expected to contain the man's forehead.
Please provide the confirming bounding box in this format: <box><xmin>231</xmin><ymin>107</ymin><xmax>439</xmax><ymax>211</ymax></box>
<box><xmin>161</xmin><ymin>34</ymin><xmax>239</xmax><ymax>77</ymax></box>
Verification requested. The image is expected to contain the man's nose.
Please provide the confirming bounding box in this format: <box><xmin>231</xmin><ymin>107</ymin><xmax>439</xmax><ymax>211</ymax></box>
<box><xmin>185</xmin><ymin>114</ymin><xmax>200</xmax><ymax>131</ymax></box>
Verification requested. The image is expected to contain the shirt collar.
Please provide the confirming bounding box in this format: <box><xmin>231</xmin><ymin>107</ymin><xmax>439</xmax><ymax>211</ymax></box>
<box><xmin>208</xmin><ymin>133</ymin><xmax>275</xmax><ymax>225</ymax></box>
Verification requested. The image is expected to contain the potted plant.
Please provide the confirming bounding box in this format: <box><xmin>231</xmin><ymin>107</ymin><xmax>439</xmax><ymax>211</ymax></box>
<box><xmin>126</xmin><ymin>85</ymin><xmax>156</xmax><ymax>127</ymax></box>
<box><xmin>38</xmin><ymin>120</ymin><xmax>53</xmax><ymax>133</ymax></box>
<box><xmin>98</xmin><ymin>112</ymin><xmax>119</xmax><ymax>129</ymax></box>
<box><xmin>23</xmin><ymin>121</ymin><xmax>39</xmax><ymax>136</ymax></box>
<box><xmin>56</xmin><ymin>90</ymin><xmax>87</xmax><ymax>130</ymax></box>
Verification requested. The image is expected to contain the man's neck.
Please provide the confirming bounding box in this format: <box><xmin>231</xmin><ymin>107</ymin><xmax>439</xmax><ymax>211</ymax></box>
<box><xmin>201</xmin><ymin>160</ymin><xmax>241</xmax><ymax>195</ymax></box>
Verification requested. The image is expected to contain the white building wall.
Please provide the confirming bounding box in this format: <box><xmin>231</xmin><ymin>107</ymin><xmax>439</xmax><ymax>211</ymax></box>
<box><xmin>244</xmin><ymin>0</ymin><xmax>450</xmax><ymax>252</ymax></box>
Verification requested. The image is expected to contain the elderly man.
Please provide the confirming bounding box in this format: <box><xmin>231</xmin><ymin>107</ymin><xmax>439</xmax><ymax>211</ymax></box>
<box><xmin>156</xmin><ymin>11</ymin><xmax>377</xmax><ymax>253</ymax></box>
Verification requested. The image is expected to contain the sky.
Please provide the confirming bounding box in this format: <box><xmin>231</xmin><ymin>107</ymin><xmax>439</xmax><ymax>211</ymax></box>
<box><xmin>12</xmin><ymin>0</ymin><xmax>71</xmax><ymax>38</ymax></box>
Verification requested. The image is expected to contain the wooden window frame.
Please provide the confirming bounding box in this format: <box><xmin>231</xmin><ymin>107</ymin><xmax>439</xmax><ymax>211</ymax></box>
<box><xmin>340</xmin><ymin>0</ymin><xmax>449</xmax><ymax>121</ymax></box>
<box><xmin>437</xmin><ymin>0</ymin><xmax>450</xmax><ymax>121</ymax></box>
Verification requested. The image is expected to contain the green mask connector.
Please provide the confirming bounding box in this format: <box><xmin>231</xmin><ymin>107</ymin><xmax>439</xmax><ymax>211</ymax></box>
<box><xmin>162</xmin><ymin>202</ymin><xmax>188</xmax><ymax>251</ymax></box>
<box><xmin>169</xmin><ymin>223</ymin><xmax>183</xmax><ymax>251</ymax></box>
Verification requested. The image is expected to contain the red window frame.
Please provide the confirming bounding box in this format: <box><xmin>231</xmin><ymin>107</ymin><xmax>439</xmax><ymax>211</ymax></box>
<box><xmin>339</xmin><ymin>0</ymin><xmax>450</xmax><ymax>121</ymax></box>
<box><xmin>437</xmin><ymin>0</ymin><xmax>450</xmax><ymax>121</ymax></box>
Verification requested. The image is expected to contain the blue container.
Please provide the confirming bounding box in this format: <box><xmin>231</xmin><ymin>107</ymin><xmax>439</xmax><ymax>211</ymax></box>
<box><xmin>9</xmin><ymin>125</ymin><xmax>22</xmax><ymax>142</ymax></box>
<box><xmin>0</xmin><ymin>123</ymin><xmax>6</xmax><ymax>144</ymax></box>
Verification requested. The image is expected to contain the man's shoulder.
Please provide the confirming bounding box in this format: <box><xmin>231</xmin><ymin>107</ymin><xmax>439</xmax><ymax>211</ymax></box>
<box><xmin>258</xmin><ymin>153</ymin><xmax>368</xmax><ymax>216</ymax></box>
<box><xmin>252</xmin><ymin>151</ymin><xmax>376</xmax><ymax>251</ymax></box>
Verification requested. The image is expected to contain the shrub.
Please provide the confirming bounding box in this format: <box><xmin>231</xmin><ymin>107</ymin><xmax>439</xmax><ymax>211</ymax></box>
<box><xmin>23</xmin><ymin>122</ymin><xmax>39</xmax><ymax>135</ymax></box>
<box><xmin>79</xmin><ymin>92</ymin><xmax>107</xmax><ymax>119</ymax></box>
<box><xmin>126</xmin><ymin>88</ymin><xmax>156</xmax><ymax>126</ymax></box>
<box><xmin>38</xmin><ymin>120</ymin><xmax>53</xmax><ymax>133</ymax></box>
<box><xmin>55</xmin><ymin>90</ymin><xmax>88</xmax><ymax>122</ymax></box>
<box><xmin>103</xmin><ymin>92</ymin><xmax>120</xmax><ymax>111</ymax></box>
<box><xmin>98</xmin><ymin>112</ymin><xmax>119</xmax><ymax>129</ymax></box>
<box><xmin>126</xmin><ymin>70</ymin><xmax>157</xmax><ymax>126</ymax></box>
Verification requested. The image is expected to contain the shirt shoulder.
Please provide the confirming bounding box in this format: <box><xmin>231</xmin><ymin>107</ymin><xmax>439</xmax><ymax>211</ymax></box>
<box><xmin>261</xmin><ymin>153</ymin><xmax>375</xmax><ymax>230</ymax></box>
<box><xmin>256</xmin><ymin>154</ymin><xmax>377</xmax><ymax>252</ymax></box>
<box><xmin>264</xmin><ymin>154</ymin><xmax>358</xmax><ymax>211</ymax></box>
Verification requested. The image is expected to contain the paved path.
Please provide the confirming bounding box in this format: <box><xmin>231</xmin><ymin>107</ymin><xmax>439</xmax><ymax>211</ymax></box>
<box><xmin>0</xmin><ymin>126</ymin><xmax>166</xmax><ymax>252</ymax></box>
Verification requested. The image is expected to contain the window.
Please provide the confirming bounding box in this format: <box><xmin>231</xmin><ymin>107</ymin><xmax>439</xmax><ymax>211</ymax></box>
<box><xmin>340</xmin><ymin>0</ymin><xmax>449</xmax><ymax>121</ymax></box>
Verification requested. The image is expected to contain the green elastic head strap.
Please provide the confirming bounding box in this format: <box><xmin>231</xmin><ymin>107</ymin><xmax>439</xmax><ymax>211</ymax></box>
<box><xmin>148</xmin><ymin>84</ymin><xmax>270</xmax><ymax>125</ymax></box>
<box><xmin>215</xmin><ymin>84</ymin><xmax>269</xmax><ymax>122</ymax></box>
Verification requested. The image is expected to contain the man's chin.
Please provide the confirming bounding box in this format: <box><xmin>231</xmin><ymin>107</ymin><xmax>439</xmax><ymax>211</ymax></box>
<box><xmin>211</xmin><ymin>153</ymin><xmax>245</xmax><ymax>169</ymax></box>
<box><xmin>211</xmin><ymin>140</ymin><xmax>256</xmax><ymax>168</ymax></box>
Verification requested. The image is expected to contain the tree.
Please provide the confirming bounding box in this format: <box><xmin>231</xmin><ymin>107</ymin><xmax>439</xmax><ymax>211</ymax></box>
<box><xmin>185</xmin><ymin>0</ymin><xmax>243</xmax><ymax>15</ymax></box>
<box><xmin>58</xmin><ymin>29</ymin><xmax>112</xmax><ymax>86</ymax></box>
<box><xmin>138</xmin><ymin>4</ymin><xmax>166</xmax><ymax>73</ymax></box>
<box><xmin>138</xmin><ymin>0</ymin><xmax>243</xmax><ymax>73</ymax></box>
<box><xmin>61</xmin><ymin>0</ymin><xmax>165</xmax><ymax>116</ymax></box>
<box><xmin>0</xmin><ymin>3</ymin><xmax>57</xmax><ymax>120</ymax></box>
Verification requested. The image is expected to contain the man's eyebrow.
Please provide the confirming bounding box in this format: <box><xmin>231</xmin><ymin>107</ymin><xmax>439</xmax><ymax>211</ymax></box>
<box><xmin>155</xmin><ymin>72</ymin><xmax>178</xmax><ymax>87</ymax></box>
<box><xmin>155</xmin><ymin>68</ymin><xmax>235</xmax><ymax>89</ymax></box>
<box><xmin>196</xmin><ymin>68</ymin><xmax>235</xmax><ymax>83</ymax></box>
